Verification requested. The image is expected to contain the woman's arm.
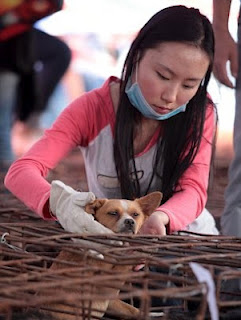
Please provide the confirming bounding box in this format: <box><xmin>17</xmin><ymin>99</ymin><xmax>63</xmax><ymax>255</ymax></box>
<box><xmin>4</xmin><ymin>93</ymin><xmax>95</xmax><ymax>218</ymax></box>
<box><xmin>141</xmin><ymin>102</ymin><xmax>216</xmax><ymax>234</ymax></box>
<box><xmin>160</xmin><ymin>103</ymin><xmax>216</xmax><ymax>233</ymax></box>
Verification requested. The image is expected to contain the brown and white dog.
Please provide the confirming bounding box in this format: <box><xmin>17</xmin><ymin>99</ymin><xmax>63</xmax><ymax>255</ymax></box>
<box><xmin>46</xmin><ymin>191</ymin><xmax>163</xmax><ymax>319</ymax></box>
<box><xmin>85</xmin><ymin>191</ymin><xmax>163</xmax><ymax>235</ymax></box>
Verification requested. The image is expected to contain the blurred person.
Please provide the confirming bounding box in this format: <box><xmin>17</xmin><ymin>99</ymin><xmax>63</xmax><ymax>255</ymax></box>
<box><xmin>0</xmin><ymin>0</ymin><xmax>71</xmax><ymax>168</ymax></box>
<box><xmin>5</xmin><ymin>6</ymin><xmax>219</xmax><ymax>236</ymax></box>
<box><xmin>72</xmin><ymin>32</ymin><xmax>116</xmax><ymax>92</ymax></box>
<box><xmin>212</xmin><ymin>0</ymin><xmax>241</xmax><ymax>237</ymax></box>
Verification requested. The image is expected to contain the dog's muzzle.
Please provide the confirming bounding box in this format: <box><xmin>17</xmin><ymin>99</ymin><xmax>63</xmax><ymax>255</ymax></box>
<box><xmin>121</xmin><ymin>218</ymin><xmax>136</xmax><ymax>234</ymax></box>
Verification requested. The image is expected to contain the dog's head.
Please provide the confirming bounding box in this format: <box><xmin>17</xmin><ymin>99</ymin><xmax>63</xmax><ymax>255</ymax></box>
<box><xmin>85</xmin><ymin>192</ymin><xmax>162</xmax><ymax>234</ymax></box>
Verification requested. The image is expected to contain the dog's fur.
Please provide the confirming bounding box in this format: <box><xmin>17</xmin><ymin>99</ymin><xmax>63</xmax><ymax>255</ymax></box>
<box><xmin>85</xmin><ymin>191</ymin><xmax>162</xmax><ymax>235</ymax></box>
<box><xmin>43</xmin><ymin>191</ymin><xmax>163</xmax><ymax>319</ymax></box>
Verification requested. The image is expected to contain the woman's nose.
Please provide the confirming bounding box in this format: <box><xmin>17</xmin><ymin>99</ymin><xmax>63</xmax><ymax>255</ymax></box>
<box><xmin>161</xmin><ymin>85</ymin><xmax>178</xmax><ymax>104</ymax></box>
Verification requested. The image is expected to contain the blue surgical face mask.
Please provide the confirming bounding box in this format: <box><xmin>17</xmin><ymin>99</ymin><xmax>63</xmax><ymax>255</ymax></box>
<box><xmin>125</xmin><ymin>77</ymin><xmax>188</xmax><ymax>120</ymax></box>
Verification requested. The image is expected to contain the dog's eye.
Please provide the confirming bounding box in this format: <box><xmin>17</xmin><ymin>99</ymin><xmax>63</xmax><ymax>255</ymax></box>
<box><xmin>132</xmin><ymin>212</ymin><xmax>139</xmax><ymax>217</ymax></box>
<box><xmin>108</xmin><ymin>211</ymin><xmax>118</xmax><ymax>216</ymax></box>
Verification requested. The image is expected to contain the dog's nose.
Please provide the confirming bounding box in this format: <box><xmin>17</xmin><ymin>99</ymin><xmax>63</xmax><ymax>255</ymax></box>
<box><xmin>121</xmin><ymin>218</ymin><xmax>136</xmax><ymax>233</ymax></box>
<box><xmin>124</xmin><ymin>219</ymin><xmax>135</xmax><ymax>227</ymax></box>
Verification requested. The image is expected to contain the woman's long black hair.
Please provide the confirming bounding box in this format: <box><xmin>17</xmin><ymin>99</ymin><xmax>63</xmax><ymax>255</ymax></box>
<box><xmin>114</xmin><ymin>5</ymin><xmax>216</xmax><ymax>202</ymax></box>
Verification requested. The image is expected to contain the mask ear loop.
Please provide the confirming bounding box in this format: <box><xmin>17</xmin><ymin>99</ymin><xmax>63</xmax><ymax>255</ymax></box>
<box><xmin>133</xmin><ymin>53</ymin><xmax>140</xmax><ymax>83</ymax></box>
<box><xmin>135</xmin><ymin>63</ymin><xmax>138</xmax><ymax>82</ymax></box>
<box><xmin>130</xmin><ymin>62</ymin><xmax>139</xmax><ymax>85</ymax></box>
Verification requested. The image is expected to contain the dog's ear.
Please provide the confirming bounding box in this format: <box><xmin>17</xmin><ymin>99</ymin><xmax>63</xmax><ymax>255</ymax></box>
<box><xmin>85</xmin><ymin>199</ymin><xmax>108</xmax><ymax>215</ymax></box>
<box><xmin>136</xmin><ymin>192</ymin><xmax>163</xmax><ymax>216</ymax></box>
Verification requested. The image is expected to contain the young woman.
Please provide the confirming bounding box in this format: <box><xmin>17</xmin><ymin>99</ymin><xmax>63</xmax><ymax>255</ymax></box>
<box><xmin>4</xmin><ymin>5</ymin><xmax>219</xmax><ymax>236</ymax></box>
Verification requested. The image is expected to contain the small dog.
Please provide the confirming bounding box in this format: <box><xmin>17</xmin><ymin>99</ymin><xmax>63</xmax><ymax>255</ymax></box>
<box><xmin>85</xmin><ymin>191</ymin><xmax>163</xmax><ymax>235</ymax></box>
<box><xmin>46</xmin><ymin>191</ymin><xmax>163</xmax><ymax>319</ymax></box>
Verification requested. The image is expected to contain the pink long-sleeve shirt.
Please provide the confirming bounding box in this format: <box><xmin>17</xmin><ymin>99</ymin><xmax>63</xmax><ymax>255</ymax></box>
<box><xmin>4</xmin><ymin>76</ymin><xmax>216</xmax><ymax>233</ymax></box>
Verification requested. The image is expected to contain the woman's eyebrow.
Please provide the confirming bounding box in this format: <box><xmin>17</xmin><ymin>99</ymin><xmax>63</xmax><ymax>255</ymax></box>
<box><xmin>158</xmin><ymin>64</ymin><xmax>203</xmax><ymax>81</ymax></box>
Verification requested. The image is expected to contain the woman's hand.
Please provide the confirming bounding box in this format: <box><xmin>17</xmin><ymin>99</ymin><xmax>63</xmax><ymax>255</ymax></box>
<box><xmin>139</xmin><ymin>211</ymin><xmax>169</xmax><ymax>236</ymax></box>
<box><xmin>133</xmin><ymin>211</ymin><xmax>169</xmax><ymax>271</ymax></box>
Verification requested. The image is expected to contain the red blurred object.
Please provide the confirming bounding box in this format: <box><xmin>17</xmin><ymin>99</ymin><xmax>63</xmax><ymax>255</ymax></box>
<box><xmin>0</xmin><ymin>0</ymin><xmax>63</xmax><ymax>40</ymax></box>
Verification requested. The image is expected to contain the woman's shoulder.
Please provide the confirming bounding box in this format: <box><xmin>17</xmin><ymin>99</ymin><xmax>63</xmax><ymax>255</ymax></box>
<box><xmin>67</xmin><ymin>76</ymin><xmax>119</xmax><ymax>115</ymax></box>
<box><xmin>201</xmin><ymin>93</ymin><xmax>217</xmax><ymax>141</ymax></box>
<box><xmin>56</xmin><ymin>77</ymin><xmax>119</xmax><ymax>141</ymax></box>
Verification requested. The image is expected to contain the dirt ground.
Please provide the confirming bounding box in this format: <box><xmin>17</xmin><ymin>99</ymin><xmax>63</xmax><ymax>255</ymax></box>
<box><xmin>206</xmin><ymin>165</ymin><xmax>228</xmax><ymax>229</ymax></box>
<box><xmin>206</xmin><ymin>130</ymin><xmax>234</xmax><ymax>228</ymax></box>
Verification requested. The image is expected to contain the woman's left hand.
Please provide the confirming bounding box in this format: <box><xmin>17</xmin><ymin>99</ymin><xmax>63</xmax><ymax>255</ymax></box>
<box><xmin>139</xmin><ymin>211</ymin><xmax>169</xmax><ymax>236</ymax></box>
<box><xmin>133</xmin><ymin>211</ymin><xmax>169</xmax><ymax>271</ymax></box>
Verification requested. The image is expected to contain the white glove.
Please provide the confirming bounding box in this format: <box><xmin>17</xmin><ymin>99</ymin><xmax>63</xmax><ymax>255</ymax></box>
<box><xmin>49</xmin><ymin>180</ymin><xmax>113</xmax><ymax>235</ymax></box>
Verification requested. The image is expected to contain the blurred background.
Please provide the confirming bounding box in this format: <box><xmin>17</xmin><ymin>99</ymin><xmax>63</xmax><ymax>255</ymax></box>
<box><xmin>8</xmin><ymin>0</ymin><xmax>240</xmax><ymax>166</ymax></box>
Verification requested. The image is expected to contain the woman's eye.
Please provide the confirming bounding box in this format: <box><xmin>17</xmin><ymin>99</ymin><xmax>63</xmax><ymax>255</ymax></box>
<box><xmin>157</xmin><ymin>72</ymin><xmax>169</xmax><ymax>80</ymax></box>
<box><xmin>183</xmin><ymin>84</ymin><xmax>195</xmax><ymax>89</ymax></box>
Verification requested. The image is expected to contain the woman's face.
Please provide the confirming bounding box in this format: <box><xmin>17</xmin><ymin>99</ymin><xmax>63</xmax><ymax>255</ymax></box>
<box><xmin>135</xmin><ymin>42</ymin><xmax>210</xmax><ymax>115</ymax></box>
